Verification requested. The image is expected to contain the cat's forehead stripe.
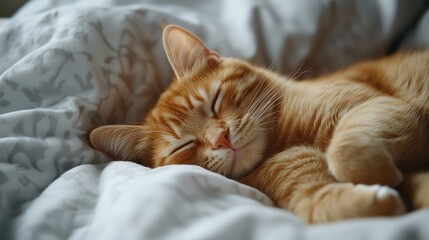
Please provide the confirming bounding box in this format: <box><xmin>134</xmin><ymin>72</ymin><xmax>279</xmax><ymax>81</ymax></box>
<box><xmin>244</xmin><ymin>77</ymin><xmax>261</xmax><ymax>93</ymax></box>
<box><xmin>157</xmin><ymin>115</ymin><xmax>181</xmax><ymax>138</ymax></box>
<box><xmin>163</xmin><ymin>135</ymin><xmax>177</xmax><ymax>143</ymax></box>
<box><xmin>214</xmin><ymin>87</ymin><xmax>226</xmax><ymax>113</ymax></box>
<box><xmin>189</xmin><ymin>95</ymin><xmax>201</xmax><ymax>106</ymax></box>
<box><xmin>161</xmin><ymin>99</ymin><xmax>189</xmax><ymax>119</ymax></box>
<box><xmin>165</xmin><ymin>118</ymin><xmax>182</xmax><ymax>137</ymax></box>
<box><xmin>211</xmin><ymin>81</ymin><xmax>221</xmax><ymax>90</ymax></box>
<box><xmin>222</xmin><ymin>64</ymin><xmax>247</xmax><ymax>77</ymax></box>
<box><xmin>218</xmin><ymin>76</ymin><xmax>255</xmax><ymax>105</ymax></box>
<box><xmin>174</xmin><ymin>96</ymin><xmax>192</xmax><ymax>110</ymax></box>
<box><xmin>204</xmin><ymin>99</ymin><xmax>214</xmax><ymax>117</ymax></box>
<box><xmin>220</xmin><ymin>67</ymin><xmax>249</xmax><ymax>83</ymax></box>
<box><xmin>198</xmin><ymin>88</ymin><xmax>209</xmax><ymax>101</ymax></box>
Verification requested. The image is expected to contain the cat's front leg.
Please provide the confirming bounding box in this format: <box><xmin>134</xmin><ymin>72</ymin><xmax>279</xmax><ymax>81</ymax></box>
<box><xmin>240</xmin><ymin>146</ymin><xmax>405</xmax><ymax>223</ymax></box>
<box><xmin>326</xmin><ymin>97</ymin><xmax>429</xmax><ymax>186</ymax></box>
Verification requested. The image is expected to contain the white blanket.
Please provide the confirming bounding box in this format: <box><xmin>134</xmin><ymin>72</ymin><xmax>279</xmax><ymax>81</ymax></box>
<box><xmin>1</xmin><ymin>0</ymin><xmax>429</xmax><ymax>239</ymax></box>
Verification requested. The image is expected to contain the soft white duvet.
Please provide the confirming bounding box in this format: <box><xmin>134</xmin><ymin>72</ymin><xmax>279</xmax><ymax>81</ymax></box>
<box><xmin>1</xmin><ymin>0</ymin><xmax>429</xmax><ymax>239</ymax></box>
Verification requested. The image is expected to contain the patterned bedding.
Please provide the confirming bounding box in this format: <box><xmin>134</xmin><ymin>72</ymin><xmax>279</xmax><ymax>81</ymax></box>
<box><xmin>1</xmin><ymin>0</ymin><xmax>429</xmax><ymax>239</ymax></box>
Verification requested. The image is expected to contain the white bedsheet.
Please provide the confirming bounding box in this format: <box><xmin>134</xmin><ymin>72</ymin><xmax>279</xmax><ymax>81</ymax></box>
<box><xmin>1</xmin><ymin>0</ymin><xmax>429</xmax><ymax>239</ymax></box>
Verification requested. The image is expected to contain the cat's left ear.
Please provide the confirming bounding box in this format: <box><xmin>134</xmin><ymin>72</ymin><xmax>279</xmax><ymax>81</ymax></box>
<box><xmin>163</xmin><ymin>25</ymin><xmax>222</xmax><ymax>79</ymax></box>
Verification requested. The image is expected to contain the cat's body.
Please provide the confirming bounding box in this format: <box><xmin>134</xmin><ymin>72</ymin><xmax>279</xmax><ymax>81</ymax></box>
<box><xmin>90</xmin><ymin>25</ymin><xmax>429</xmax><ymax>223</ymax></box>
<box><xmin>269</xmin><ymin>52</ymin><xmax>429</xmax><ymax>180</ymax></box>
<box><xmin>241</xmin><ymin>52</ymin><xmax>429</xmax><ymax>222</ymax></box>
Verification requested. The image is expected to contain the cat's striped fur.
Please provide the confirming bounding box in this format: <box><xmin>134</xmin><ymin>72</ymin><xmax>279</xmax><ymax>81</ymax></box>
<box><xmin>90</xmin><ymin>25</ymin><xmax>429</xmax><ymax>223</ymax></box>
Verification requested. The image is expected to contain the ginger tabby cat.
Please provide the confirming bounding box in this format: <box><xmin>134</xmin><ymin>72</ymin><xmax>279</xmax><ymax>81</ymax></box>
<box><xmin>90</xmin><ymin>25</ymin><xmax>429</xmax><ymax>223</ymax></box>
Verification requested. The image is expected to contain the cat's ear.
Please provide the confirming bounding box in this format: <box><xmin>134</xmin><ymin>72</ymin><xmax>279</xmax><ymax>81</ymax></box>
<box><xmin>89</xmin><ymin>125</ymin><xmax>153</xmax><ymax>167</ymax></box>
<box><xmin>163</xmin><ymin>25</ymin><xmax>222</xmax><ymax>79</ymax></box>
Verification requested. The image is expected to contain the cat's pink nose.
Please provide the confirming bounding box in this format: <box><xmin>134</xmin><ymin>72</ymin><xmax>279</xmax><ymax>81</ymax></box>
<box><xmin>213</xmin><ymin>129</ymin><xmax>231</xmax><ymax>149</ymax></box>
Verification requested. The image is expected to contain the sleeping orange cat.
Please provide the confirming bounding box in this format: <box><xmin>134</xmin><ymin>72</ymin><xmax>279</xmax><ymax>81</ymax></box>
<box><xmin>90</xmin><ymin>25</ymin><xmax>429</xmax><ymax>223</ymax></box>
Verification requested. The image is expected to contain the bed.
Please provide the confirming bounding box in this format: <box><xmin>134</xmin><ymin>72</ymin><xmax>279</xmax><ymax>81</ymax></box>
<box><xmin>1</xmin><ymin>0</ymin><xmax>429</xmax><ymax>239</ymax></box>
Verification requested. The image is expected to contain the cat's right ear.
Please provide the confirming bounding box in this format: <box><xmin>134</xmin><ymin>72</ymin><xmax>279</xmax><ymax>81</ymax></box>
<box><xmin>162</xmin><ymin>25</ymin><xmax>222</xmax><ymax>79</ymax></box>
<box><xmin>89</xmin><ymin>125</ymin><xmax>153</xmax><ymax>167</ymax></box>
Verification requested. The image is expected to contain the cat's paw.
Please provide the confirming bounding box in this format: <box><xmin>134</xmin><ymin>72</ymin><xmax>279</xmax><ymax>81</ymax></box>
<box><xmin>354</xmin><ymin>184</ymin><xmax>406</xmax><ymax>216</ymax></box>
<box><xmin>327</xmin><ymin>137</ymin><xmax>403</xmax><ymax>186</ymax></box>
<box><xmin>309</xmin><ymin>183</ymin><xmax>406</xmax><ymax>223</ymax></box>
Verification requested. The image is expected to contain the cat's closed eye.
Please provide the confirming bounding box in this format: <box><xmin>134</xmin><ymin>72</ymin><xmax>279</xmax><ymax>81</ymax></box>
<box><xmin>170</xmin><ymin>140</ymin><xmax>195</xmax><ymax>156</ymax></box>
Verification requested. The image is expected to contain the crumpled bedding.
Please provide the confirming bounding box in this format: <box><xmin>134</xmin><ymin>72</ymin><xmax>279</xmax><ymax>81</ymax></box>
<box><xmin>1</xmin><ymin>0</ymin><xmax>429</xmax><ymax>239</ymax></box>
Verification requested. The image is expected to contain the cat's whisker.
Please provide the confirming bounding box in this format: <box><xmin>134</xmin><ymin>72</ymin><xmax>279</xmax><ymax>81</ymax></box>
<box><xmin>253</xmin><ymin>96</ymin><xmax>282</xmax><ymax>121</ymax></box>
<box><xmin>206</xmin><ymin>158</ymin><xmax>219</xmax><ymax>169</ymax></box>
<box><xmin>210</xmin><ymin>160</ymin><xmax>225</xmax><ymax>175</ymax></box>
<box><xmin>285</xmin><ymin>63</ymin><xmax>304</xmax><ymax>80</ymax></box>
<box><xmin>258</xmin><ymin>114</ymin><xmax>278</xmax><ymax>126</ymax></box>
<box><xmin>249</xmin><ymin>91</ymin><xmax>282</xmax><ymax>125</ymax></box>
<box><xmin>257</xmin><ymin>119</ymin><xmax>279</xmax><ymax>126</ymax></box>
<box><xmin>247</xmin><ymin>87</ymin><xmax>274</xmax><ymax>114</ymax></box>
<box><xmin>267</xmin><ymin>55</ymin><xmax>279</xmax><ymax>72</ymax></box>
<box><xmin>253</xmin><ymin>82</ymin><xmax>283</xmax><ymax>112</ymax></box>
<box><xmin>244</xmin><ymin>79</ymin><xmax>269</xmax><ymax>114</ymax></box>
<box><xmin>143</xmin><ymin>130</ymin><xmax>168</xmax><ymax>134</ymax></box>
<box><xmin>246</xmin><ymin>94</ymin><xmax>272</xmax><ymax>121</ymax></box>
<box><xmin>252</xmin><ymin>93</ymin><xmax>279</xmax><ymax>114</ymax></box>
<box><xmin>283</xmin><ymin>63</ymin><xmax>313</xmax><ymax>80</ymax></box>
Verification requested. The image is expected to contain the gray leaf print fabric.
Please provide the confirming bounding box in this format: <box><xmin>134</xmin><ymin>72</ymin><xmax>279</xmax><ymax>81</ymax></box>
<box><xmin>0</xmin><ymin>3</ymin><xmax>171</xmax><ymax>236</ymax></box>
<box><xmin>2</xmin><ymin>0</ymin><xmax>429</xmax><ymax>240</ymax></box>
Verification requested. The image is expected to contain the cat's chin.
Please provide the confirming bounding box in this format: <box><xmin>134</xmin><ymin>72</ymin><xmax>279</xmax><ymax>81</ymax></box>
<box><xmin>232</xmin><ymin>138</ymin><xmax>256</xmax><ymax>162</ymax></box>
<box><xmin>229</xmin><ymin>137</ymin><xmax>266</xmax><ymax>180</ymax></box>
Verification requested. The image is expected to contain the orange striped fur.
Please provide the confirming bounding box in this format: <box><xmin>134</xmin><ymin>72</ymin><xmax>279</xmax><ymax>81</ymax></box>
<box><xmin>90</xmin><ymin>25</ymin><xmax>429</xmax><ymax>223</ymax></box>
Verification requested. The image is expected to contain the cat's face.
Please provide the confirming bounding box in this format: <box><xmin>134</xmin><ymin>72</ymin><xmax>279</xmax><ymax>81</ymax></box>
<box><xmin>144</xmin><ymin>58</ymin><xmax>281</xmax><ymax>179</ymax></box>
<box><xmin>90</xmin><ymin>25</ymin><xmax>282</xmax><ymax>179</ymax></box>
